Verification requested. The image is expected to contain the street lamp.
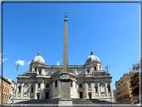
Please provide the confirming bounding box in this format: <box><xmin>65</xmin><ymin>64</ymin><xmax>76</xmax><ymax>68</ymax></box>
<box><xmin>12</xmin><ymin>63</ymin><xmax>20</xmax><ymax>104</ymax></box>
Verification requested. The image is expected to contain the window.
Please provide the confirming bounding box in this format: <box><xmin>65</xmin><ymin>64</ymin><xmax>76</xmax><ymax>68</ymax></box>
<box><xmin>79</xmin><ymin>84</ymin><xmax>82</xmax><ymax>88</ymax></box>
<box><xmin>95</xmin><ymin>87</ymin><xmax>98</xmax><ymax>92</ymax></box>
<box><xmin>19</xmin><ymin>87</ymin><xmax>21</xmax><ymax>93</ymax></box>
<box><xmin>31</xmin><ymin>88</ymin><xmax>33</xmax><ymax>93</ymax></box>
<box><xmin>46</xmin><ymin>84</ymin><xmax>49</xmax><ymax>88</ymax></box>
<box><xmin>39</xmin><ymin>71</ymin><xmax>41</xmax><ymax>75</ymax></box>
<box><xmin>38</xmin><ymin>84</ymin><xmax>40</xmax><ymax>88</ymax></box>
<box><xmin>87</xmin><ymin>69</ymin><xmax>90</xmax><ymax>74</ymax></box>
<box><xmin>108</xmin><ymin>85</ymin><xmax>110</xmax><ymax>92</ymax></box>
<box><xmin>70</xmin><ymin>80</ymin><xmax>73</xmax><ymax>87</ymax></box>
<box><xmin>94</xmin><ymin>67</ymin><xmax>96</xmax><ymax>71</ymax></box>
<box><xmin>35</xmin><ymin>67</ymin><xmax>37</xmax><ymax>71</ymax></box>
<box><xmin>55</xmin><ymin>81</ymin><xmax>57</xmax><ymax>87</ymax></box>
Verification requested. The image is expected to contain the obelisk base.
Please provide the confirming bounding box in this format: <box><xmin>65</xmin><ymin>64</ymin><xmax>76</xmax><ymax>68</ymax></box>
<box><xmin>58</xmin><ymin>72</ymin><xmax>72</xmax><ymax>105</ymax></box>
<box><xmin>58</xmin><ymin>99</ymin><xmax>72</xmax><ymax>105</ymax></box>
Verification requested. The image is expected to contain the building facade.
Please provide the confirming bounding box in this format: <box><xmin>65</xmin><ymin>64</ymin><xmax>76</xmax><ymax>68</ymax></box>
<box><xmin>115</xmin><ymin>70</ymin><xmax>136</xmax><ymax>103</ymax></box>
<box><xmin>0</xmin><ymin>76</ymin><xmax>11</xmax><ymax>104</ymax></box>
<box><xmin>14</xmin><ymin>50</ymin><xmax>115</xmax><ymax>103</ymax></box>
<box><xmin>14</xmin><ymin>16</ymin><xmax>115</xmax><ymax>103</ymax></box>
<box><xmin>5</xmin><ymin>78</ymin><xmax>16</xmax><ymax>104</ymax></box>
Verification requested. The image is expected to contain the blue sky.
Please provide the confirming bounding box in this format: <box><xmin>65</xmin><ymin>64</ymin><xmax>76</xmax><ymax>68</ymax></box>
<box><xmin>2</xmin><ymin>3</ymin><xmax>139</xmax><ymax>89</ymax></box>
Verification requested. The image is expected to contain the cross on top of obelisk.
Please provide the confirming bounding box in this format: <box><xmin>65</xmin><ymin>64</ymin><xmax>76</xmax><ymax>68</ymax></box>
<box><xmin>64</xmin><ymin>12</ymin><xmax>68</xmax><ymax>20</ymax></box>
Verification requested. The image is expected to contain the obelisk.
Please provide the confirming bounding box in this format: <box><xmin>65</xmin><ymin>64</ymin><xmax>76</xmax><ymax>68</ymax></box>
<box><xmin>63</xmin><ymin>14</ymin><xmax>68</xmax><ymax>73</ymax></box>
<box><xmin>59</xmin><ymin>14</ymin><xmax>72</xmax><ymax>105</ymax></box>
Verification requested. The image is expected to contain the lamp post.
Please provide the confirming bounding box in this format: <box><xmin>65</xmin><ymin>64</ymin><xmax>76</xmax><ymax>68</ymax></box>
<box><xmin>12</xmin><ymin>63</ymin><xmax>20</xmax><ymax>104</ymax></box>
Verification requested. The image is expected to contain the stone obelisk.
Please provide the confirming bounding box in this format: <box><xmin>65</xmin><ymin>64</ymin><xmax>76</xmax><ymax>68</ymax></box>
<box><xmin>59</xmin><ymin>14</ymin><xmax>72</xmax><ymax>105</ymax></box>
<box><xmin>63</xmin><ymin>15</ymin><xmax>68</xmax><ymax>73</ymax></box>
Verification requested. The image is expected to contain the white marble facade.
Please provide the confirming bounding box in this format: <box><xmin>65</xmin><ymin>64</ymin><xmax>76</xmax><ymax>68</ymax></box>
<box><xmin>14</xmin><ymin>50</ymin><xmax>115</xmax><ymax>103</ymax></box>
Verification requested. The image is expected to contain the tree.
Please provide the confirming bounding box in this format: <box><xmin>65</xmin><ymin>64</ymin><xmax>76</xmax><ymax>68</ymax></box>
<box><xmin>130</xmin><ymin>59</ymin><xmax>141</xmax><ymax>103</ymax></box>
<box><xmin>130</xmin><ymin>72</ymin><xmax>139</xmax><ymax>97</ymax></box>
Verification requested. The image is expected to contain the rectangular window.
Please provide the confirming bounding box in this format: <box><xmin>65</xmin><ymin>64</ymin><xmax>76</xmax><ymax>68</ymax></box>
<box><xmin>55</xmin><ymin>81</ymin><xmax>57</xmax><ymax>87</ymax></box>
<box><xmin>94</xmin><ymin>67</ymin><xmax>96</xmax><ymax>71</ymax></box>
<box><xmin>39</xmin><ymin>71</ymin><xmax>41</xmax><ymax>75</ymax></box>
<box><xmin>95</xmin><ymin>87</ymin><xmax>98</xmax><ymax>92</ymax></box>
<box><xmin>79</xmin><ymin>84</ymin><xmax>82</xmax><ymax>88</ymax></box>
<box><xmin>46</xmin><ymin>84</ymin><xmax>49</xmax><ymax>88</ymax></box>
<box><xmin>31</xmin><ymin>88</ymin><xmax>33</xmax><ymax>93</ymax></box>
<box><xmin>38</xmin><ymin>84</ymin><xmax>40</xmax><ymax>88</ymax></box>
<box><xmin>19</xmin><ymin>87</ymin><xmax>21</xmax><ymax>93</ymax></box>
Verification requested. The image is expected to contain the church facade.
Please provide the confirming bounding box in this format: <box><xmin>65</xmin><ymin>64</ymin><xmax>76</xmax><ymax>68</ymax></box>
<box><xmin>14</xmin><ymin>16</ymin><xmax>115</xmax><ymax>103</ymax></box>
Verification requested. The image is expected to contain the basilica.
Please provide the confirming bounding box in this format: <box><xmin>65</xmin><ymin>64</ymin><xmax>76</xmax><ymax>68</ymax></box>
<box><xmin>14</xmin><ymin>16</ymin><xmax>115</xmax><ymax>103</ymax></box>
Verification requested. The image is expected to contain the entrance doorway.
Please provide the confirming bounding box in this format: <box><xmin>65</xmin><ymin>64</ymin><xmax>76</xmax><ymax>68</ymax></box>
<box><xmin>79</xmin><ymin>92</ymin><xmax>83</xmax><ymax>98</ymax></box>
<box><xmin>46</xmin><ymin>92</ymin><xmax>49</xmax><ymax>99</ymax></box>
<box><xmin>89</xmin><ymin>94</ymin><xmax>92</xmax><ymax>99</ymax></box>
<box><xmin>37</xmin><ymin>94</ymin><xmax>40</xmax><ymax>99</ymax></box>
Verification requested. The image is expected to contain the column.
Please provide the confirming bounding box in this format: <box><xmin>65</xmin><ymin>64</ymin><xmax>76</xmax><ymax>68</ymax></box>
<box><xmin>40</xmin><ymin>82</ymin><xmax>44</xmax><ymax>99</ymax></box>
<box><xmin>94</xmin><ymin>82</ymin><xmax>96</xmax><ymax>97</ymax></box>
<box><xmin>85</xmin><ymin>82</ymin><xmax>88</xmax><ymax>98</ymax></box>
<box><xmin>52</xmin><ymin>81</ymin><xmax>55</xmax><ymax>97</ymax></box>
<box><xmin>58</xmin><ymin>80</ymin><xmax>60</xmax><ymax>97</ymax></box>
<box><xmin>98</xmin><ymin>83</ymin><xmax>100</xmax><ymax>97</ymax></box>
<box><xmin>16</xmin><ymin>83</ymin><xmax>19</xmax><ymax>97</ymax></box>
<box><xmin>21</xmin><ymin>83</ymin><xmax>24</xmax><ymax>98</ymax></box>
<box><xmin>72</xmin><ymin>81</ymin><xmax>75</xmax><ymax>97</ymax></box>
<box><xmin>110</xmin><ymin>82</ymin><xmax>113</xmax><ymax>96</ymax></box>
<box><xmin>34</xmin><ymin>82</ymin><xmax>37</xmax><ymax>99</ymax></box>
<box><xmin>105</xmin><ymin>82</ymin><xmax>108</xmax><ymax>97</ymax></box>
<box><xmin>91</xmin><ymin>83</ymin><xmax>94</xmax><ymax>98</ymax></box>
<box><xmin>28</xmin><ymin>83</ymin><xmax>31</xmax><ymax>98</ymax></box>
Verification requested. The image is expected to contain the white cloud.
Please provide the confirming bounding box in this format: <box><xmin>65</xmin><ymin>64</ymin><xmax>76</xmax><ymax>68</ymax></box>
<box><xmin>3</xmin><ymin>58</ymin><xmax>7</xmax><ymax>61</ymax></box>
<box><xmin>16</xmin><ymin>60</ymin><xmax>25</xmax><ymax>66</ymax></box>
<box><xmin>0</xmin><ymin>53</ymin><xmax>8</xmax><ymax>65</ymax></box>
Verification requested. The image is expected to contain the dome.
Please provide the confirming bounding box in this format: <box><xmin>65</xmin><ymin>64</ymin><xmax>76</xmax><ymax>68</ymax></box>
<box><xmin>86</xmin><ymin>50</ymin><xmax>100</xmax><ymax>62</ymax></box>
<box><xmin>31</xmin><ymin>51</ymin><xmax>46</xmax><ymax>64</ymax></box>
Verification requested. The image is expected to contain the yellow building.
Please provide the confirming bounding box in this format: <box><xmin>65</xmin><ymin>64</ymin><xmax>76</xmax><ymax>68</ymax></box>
<box><xmin>115</xmin><ymin>70</ymin><xmax>135</xmax><ymax>104</ymax></box>
<box><xmin>0</xmin><ymin>76</ymin><xmax>11</xmax><ymax>104</ymax></box>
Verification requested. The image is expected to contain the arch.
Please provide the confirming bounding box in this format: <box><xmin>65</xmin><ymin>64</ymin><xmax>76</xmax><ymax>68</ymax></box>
<box><xmin>88</xmin><ymin>92</ymin><xmax>92</xmax><ymax>99</ymax></box>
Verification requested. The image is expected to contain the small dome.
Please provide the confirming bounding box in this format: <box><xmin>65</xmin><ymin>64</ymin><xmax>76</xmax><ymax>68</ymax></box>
<box><xmin>86</xmin><ymin>50</ymin><xmax>100</xmax><ymax>62</ymax></box>
<box><xmin>31</xmin><ymin>51</ymin><xmax>46</xmax><ymax>64</ymax></box>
